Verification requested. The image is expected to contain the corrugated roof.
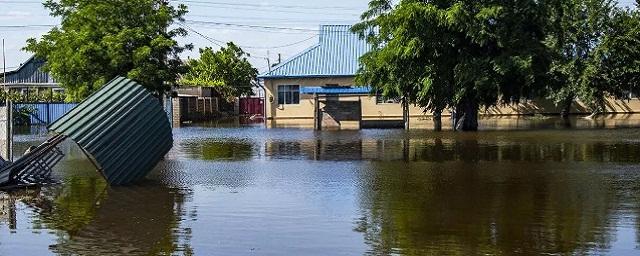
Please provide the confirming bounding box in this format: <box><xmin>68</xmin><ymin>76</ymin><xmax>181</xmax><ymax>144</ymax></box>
<box><xmin>1</xmin><ymin>56</ymin><xmax>57</xmax><ymax>85</ymax></box>
<box><xmin>300</xmin><ymin>86</ymin><xmax>372</xmax><ymax>95</ymax></box>
<box><xmin>49</xmin><ymin>77</ymin><xmax>173</xmax><ymax>185</ymax></box>
<box><xmin>259</xmin><ymin>25</ymin><xmax>370</xmax><ymax>79</ymax></box>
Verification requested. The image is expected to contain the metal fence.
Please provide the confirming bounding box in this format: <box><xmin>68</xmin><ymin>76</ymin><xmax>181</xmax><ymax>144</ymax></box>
<box><xmin>13</xmin><ymin>99</ymin><xmax>173</xmax><ymax>127</ymax></box>
<box><xmin>14</xmin><ymin>102</ymin><xmax>78</xmax><ymax>126</ymax></box>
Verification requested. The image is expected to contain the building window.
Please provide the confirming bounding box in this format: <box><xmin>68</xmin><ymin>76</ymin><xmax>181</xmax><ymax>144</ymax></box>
<box><xmin>376</xmin><ymin>94</ymin><xmax>400</xmax><ymax>104</ymax></box>
<box><xmin>278</xmin><ymin>85</ymin><xmax>300</xmax><ymax>105</ymax></box>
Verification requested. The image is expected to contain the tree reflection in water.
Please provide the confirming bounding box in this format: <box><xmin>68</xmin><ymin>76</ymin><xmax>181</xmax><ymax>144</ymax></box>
<box><xmin>356</xmin><ymin>160</ymin><xmax>623</xmax><ymax>255</ymax></box>
<box><xmin>2</xmin><ymin>176</ymin><xmax>193</xmax><ymax>255</ymax></box>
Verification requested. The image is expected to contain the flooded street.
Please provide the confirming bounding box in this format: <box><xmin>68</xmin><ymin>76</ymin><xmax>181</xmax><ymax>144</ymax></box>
<box><xmin>3</xmin><ymin>119</ymin><xmax>640</xmax><ymax>255</ymax></box>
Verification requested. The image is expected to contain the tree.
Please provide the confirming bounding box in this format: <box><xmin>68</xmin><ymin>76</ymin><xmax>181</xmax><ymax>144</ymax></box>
<box><xmin>180</xmin><ymin>43</ymin><xmax>258</xmax><ymax>102</ymax></box>
<box><xmin>25</xmin><ymin>0</ymin><xmax>191</xmax><ymax>101</ymax></box>
<box><xmin>544</xmin><ymin>0</ymin><xmax>617</xmax><ymax>118</ymax></box>
<box><xmin>354</xmin><ymin>0</ymin><xmax>550</xmax><ymax>131</ymax></box>
<box><xmin>590</xmin><ymin>4</ymin><xmax>640</xmax><ymax>102</ymax></box>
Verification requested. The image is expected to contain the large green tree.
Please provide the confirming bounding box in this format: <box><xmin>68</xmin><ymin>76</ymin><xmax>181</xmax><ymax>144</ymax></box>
<box><xmin>354</xmin><ymin>0</ymin><xmax>550</xmax><ymax>131</ymax></box>
<box><xmin>591</xmin><ymin>2</ymin><xmax>640</xmax><ymax>102</ymax></box>
<box><xmin>545</xmin><ymin>0</ymin><xmax>617</xmax><ymax>117</ymax></box>
<box><xmin>180</xmin><ymin>43</ymin><xmax>258</xmax><ymax>102</ymax></box>
<box><xmin>25</xmin><ymin>0</ymin><xmax>191</xmax><ymax>101</ymax></box>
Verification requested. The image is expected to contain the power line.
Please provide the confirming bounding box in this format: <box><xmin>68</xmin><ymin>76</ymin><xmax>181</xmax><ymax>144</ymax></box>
<box><xmin>184</xmin><ymin>20</ymin><xmax>319</xmax><ymax>32</ymax></box>
<box><xmin>178</xmin><ymin>22</ymin><xmax>269</xmax><ymax>59</ymax></box>
<box><xmin>178</xmin><ymin>22</ymin><xmax>225</xmax><ymax>48</ymax></box>
<box><xmin>0</xmin><ymin>24</ymin><xmax>56</xmax><ymax>28</ymax></box>
<box><xmin>171</xmin><ymin>0</ymin><xmax>363</xmax><ymax>11</ymax></box>
<box><xmin>239</xmin><ymin>35</ymin><xmax>318</xmax><ymax>50</ymax></box>
<box><xmin>170</xmin><ymin>2</ymin><xmax>361</xmax><ymax>16</ymax></box>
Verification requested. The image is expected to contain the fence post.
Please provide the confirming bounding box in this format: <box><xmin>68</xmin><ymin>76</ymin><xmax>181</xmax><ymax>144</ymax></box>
<box><xmin>46</xmin><ymin>102</ymin><xmax>51</xmax><ymax>125</ymax></box>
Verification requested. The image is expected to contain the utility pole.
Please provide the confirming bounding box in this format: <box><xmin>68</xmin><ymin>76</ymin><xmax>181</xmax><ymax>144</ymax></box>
<box><xmin>2</xmin><ymin>39</ymin><xmax>12</xmax><ymax>161</ymax></box>
<box><xmin>266</xmin><ymin>50</ymin><xmax>271</xmax><ymax>72</ymax></box>
<box><xmin>2</xmin><ymin>39</ymin><xmax>5</xmax><ymax>91</ymax></box>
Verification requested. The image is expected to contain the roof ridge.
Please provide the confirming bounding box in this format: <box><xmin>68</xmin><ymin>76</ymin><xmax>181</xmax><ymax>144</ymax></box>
<box><xmin>260</xmin><ymin>43</ymin><xmax>321</xmax><ymax>77</ymax></box>
<box><xmin>259</xmin><ymin>23</ymin><xmax>369</xmax><ymax>79</ymax></box>
<box><xmin>2</xmin><ymin>55</ymin><xmax>36</xmax><ymax>75</ymax></box>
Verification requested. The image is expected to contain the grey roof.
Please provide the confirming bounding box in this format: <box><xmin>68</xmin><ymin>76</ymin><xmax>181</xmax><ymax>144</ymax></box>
<box><xmin>1</xmin><ymin>56</ymin><xmax>57</xmax><ymax>85</ymax></box>
<box><xmin>49</xmin><ymin>77</ymin><xmax>173</xmax><ymax>185</ymax></box>
<box><xmin>259</xmin><ymin>25</ymin><xmax>371</xmax><ymax>79</ymax></box>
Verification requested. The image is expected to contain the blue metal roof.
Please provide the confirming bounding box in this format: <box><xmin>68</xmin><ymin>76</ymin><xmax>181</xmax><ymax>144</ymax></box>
<box><xmin>259</xmin><ymin>25</ymin><xmax>370</xmax><ymax>79</ymax></box>
<box><xmin>300</xmin><ymin>86</ymin><xmax>372</xmax><ymax>95</ymax></box>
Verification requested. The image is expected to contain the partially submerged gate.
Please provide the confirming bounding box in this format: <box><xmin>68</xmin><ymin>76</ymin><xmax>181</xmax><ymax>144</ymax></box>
<box><xmin>301</xmin><ymin>86</ymin><xmax>370</xmax><ymax>130</ymax></box>
<box><xmin>0</xmin><ymin>77</ymin><xmax>173</xmax><ymax>188</ymax></box>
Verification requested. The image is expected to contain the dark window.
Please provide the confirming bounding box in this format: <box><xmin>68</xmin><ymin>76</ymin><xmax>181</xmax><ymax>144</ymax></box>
<box><xmin>376</xmin><ymin>94</ymin><xmax>401</xmax><ymax>104</ymax></box>
<box><xmin>277</xmin><ymin>85</ymin><xmax>300</xmax><ymax>105</ymax></box>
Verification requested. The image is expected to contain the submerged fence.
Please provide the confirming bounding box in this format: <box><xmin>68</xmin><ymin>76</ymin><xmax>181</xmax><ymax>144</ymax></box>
<box><xmin>14</xmin><ymin>103</ymin><xmax>78</xmax><ymax>126</ymax></box>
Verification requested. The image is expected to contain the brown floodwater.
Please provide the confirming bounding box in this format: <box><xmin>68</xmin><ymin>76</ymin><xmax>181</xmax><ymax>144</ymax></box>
<box><xmin>3</xmin><ymin>116</ymin><xmax>640</xmax><ymax>255</ymax></box>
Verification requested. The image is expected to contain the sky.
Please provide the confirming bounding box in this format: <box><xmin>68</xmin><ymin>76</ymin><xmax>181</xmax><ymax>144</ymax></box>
<box><xmin>0</xmin><ymin>0</ymin><xmax>368</xmax><ymax>73</ymax></box>
<box><xmin>0</xmin><ymin>0</ymin><xmax>637</xmax><ymax>74</ymax></box>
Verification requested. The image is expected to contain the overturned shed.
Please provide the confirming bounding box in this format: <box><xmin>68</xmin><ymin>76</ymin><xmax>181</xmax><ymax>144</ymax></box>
<box><xmin>48</xmin><ymin>77</ymin><xmax>173</xmax><ymax>185</ymax></box>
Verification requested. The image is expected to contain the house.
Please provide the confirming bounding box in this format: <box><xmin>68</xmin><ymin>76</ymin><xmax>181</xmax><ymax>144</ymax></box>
<box><xmin>260</xmin><ymin>25</ymin><xmax>640</xmax><ymax>130</ymax></box>
<box><xmin>259</xmin><ymin>25</ymin><xmax>427</xmax><ymax>130</ymax></box>
<box><xmin>0</xmin><ymin>56</ymin><xmax>64</xmax><ymax>97</ymax></box>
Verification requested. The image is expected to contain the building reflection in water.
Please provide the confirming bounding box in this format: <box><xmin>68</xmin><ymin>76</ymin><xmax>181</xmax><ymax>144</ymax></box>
<box><xmin>261</xmin><ymin>133</ymin><xmax>640</xmax><ymax>164</ymax></box>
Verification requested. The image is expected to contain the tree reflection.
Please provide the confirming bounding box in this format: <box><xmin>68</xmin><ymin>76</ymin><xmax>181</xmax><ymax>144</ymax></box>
<box><xmin>356</xmin><ymin>161</ymin><xmax>620</xmax><ymax>255</ymax></box>
<box><xmin>180</xmin><ymin>139</ymin><xmax>255</xmax><ymax>161</ymax></box>
<box><xmin>5</xmin><ymin>176</ymin><xmax>193</xmax><ymax>255</ymax></box>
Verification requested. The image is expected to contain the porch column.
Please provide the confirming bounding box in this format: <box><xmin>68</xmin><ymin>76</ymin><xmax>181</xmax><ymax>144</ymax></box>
<box><xmin>314</xmin><ymin>94</ymin><xmax>320</xmax><ymax>130</ymax></box>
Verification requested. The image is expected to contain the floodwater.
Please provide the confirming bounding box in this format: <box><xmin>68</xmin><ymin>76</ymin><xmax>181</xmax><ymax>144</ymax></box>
<box><xmin>3</xmin><ymin>116</ymin><xmax>640</xmax><ymax>255</ymax></box>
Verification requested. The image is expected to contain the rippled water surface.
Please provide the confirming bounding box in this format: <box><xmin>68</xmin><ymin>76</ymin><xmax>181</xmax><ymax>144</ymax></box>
<box><xmin>3</xmin><ymin>121</ymin><xmax>640</xmax><ymax>255</ymax></box>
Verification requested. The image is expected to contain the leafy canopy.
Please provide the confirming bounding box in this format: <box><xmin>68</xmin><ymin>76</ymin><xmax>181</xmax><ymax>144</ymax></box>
<box><xmin>544</xmin><ymin>0</ymin><xmax>618</xmax><ymax>113</ymax></box>
<box><xmin>353</xmin><ymin>0</ymin><xmax>551</xmax><ymax>130</ymax></box>
<box><xmin>25</xmin><ymin>0</ymin><xmax>191</xmax><ymax>101</ymax></box>
<box><xmin>180</xmin><ymin>43</ymin><xmax>258</xmax><ymax>101</ymax></box>
<box><xmin>591</xmin><ymin>3</ymin><xmax>640</xmax><ymax>102</ymax></box>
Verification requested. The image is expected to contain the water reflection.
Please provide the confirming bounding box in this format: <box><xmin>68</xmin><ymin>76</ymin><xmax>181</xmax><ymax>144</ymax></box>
<box><xmin>1</xmin><ymin>172</ymin><xmax>193</xmax><ymax>255</ymax></box>
<box><xmin>180</xmin><ymin>139</ymin><xmax>255</xmax><ymax>161</ymax></box>
<box><xmin>4</xmin><ymin>125</ymin><xmax>640</xmax><ymax>255</ymax></box>
<box><xmin>262</xmin><ymin>130</ymin><xmax>640</xmax><ymax>163</ymax></box>
<box><xmin>355</xmin><ymin>162</ymin><xmax>626</xmax><ymax>255</ymax></box>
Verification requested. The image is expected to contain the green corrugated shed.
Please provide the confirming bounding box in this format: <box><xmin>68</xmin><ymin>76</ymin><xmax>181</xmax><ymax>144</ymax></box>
<box><xmin>49</xmin><ymin>77</ymin><xmax>173</xmax><ymax>185</ymax></box>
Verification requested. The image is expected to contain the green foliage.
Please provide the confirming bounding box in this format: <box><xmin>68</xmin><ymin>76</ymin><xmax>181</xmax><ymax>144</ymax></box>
<box><xmin>354</xmin><ymin>0</ymin><xmax>550</xmax><ymax>130</ymax></box>
<box><xmin>180</xmin><ymin>43</ymin><xmax>258</xmax><ymax>102</ymax></box>
<box><xmin>24</xmin><ymin>0</ymin><xmax>191</xmax><ymax>101</ymax></box>
<box><xmin>0</xmin><ymin>90</ymin><xmax>66</xmax><ymax>102</ymax></box>
<box><xmin>13</xmin><ymin>105</ymin><xmax>37</xmax><ymax>126</ymax></box>
<box><xmin>544</xmin><ymin>0</ymin><xmax>617</xmax><ymax>114</ymax></box>
<box><xmin>592</xmin><ymin>5</ymin><xmax>640</xmax><ymax>102</ymax></box>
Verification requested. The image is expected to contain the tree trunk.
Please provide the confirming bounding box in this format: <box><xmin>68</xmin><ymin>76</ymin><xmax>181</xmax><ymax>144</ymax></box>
<box><xmin>560</xmin><ymin>95</ymin><xmax>573</xmax><ymax>119</ymax></box>
<box><xmin>455</xmin><ymin>99</ymin><xmax>479</xmax><ymax>131</ymax></box>
<box><xmin>402</xmin><ymin>97</ymin><xmax>410</xmax><ymax>130</ymax></box>
<box><xmin>433</xmin><ymin>109</ymin><xmax>442</xmax><ymax>131</ymax></box>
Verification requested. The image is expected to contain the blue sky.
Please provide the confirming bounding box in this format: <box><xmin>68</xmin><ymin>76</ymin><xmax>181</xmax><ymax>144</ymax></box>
<box><xmin>0</xmin><ymin>0</ymin><xmax>636</xmax><ymax>73</ymax></box>
<box><xmin>0</xmin><ymin>0</ymin><xmax>368</xmax><ymax>73</ymax></box>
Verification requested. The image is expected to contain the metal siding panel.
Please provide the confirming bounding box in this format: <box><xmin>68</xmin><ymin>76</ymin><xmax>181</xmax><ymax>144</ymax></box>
<box><xmin>3</xmin><ymin>57</ymin><xmax>57</xmax><ymax>84</ymax></box>
<box><xmin>49</xmin><ymin>77</ymin><xmax>172</xmax><ymax>185</ymax></box>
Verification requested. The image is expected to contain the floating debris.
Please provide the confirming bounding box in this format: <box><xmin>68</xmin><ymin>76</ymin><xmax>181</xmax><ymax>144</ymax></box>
<box><xmin>1</xmin><ymin>77</ymin><xmax>173</xmax><ymax>189</ymax></box>
<box><xmin>0</xmin><ymin>135</ymin><xmax>65</xmax><ymax>189</ymax></box>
